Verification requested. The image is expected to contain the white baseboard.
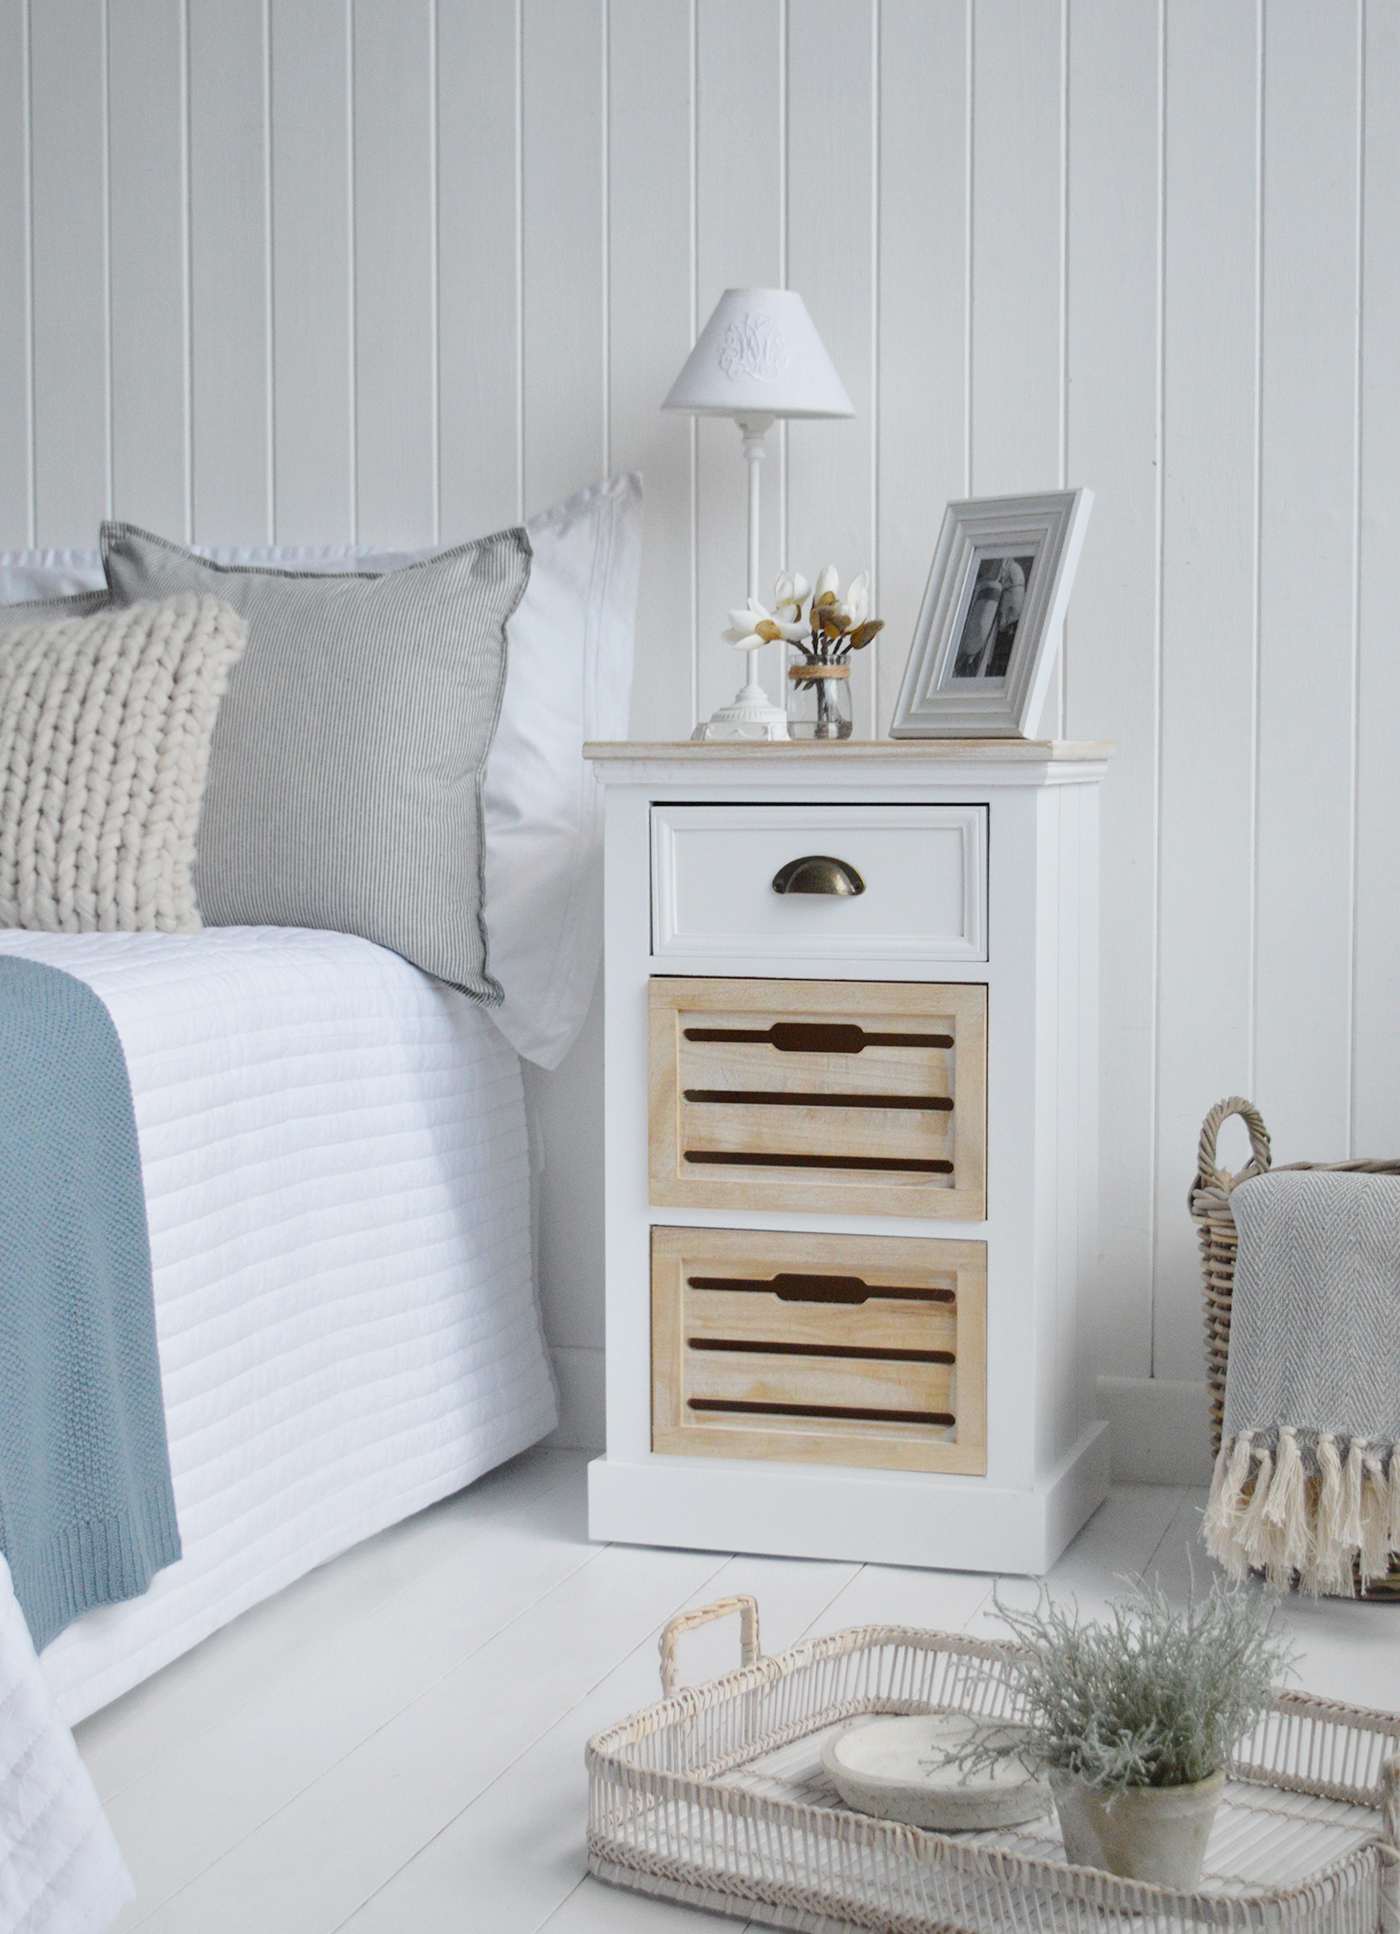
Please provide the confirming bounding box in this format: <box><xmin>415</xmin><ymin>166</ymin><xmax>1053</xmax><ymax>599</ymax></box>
<box><xmin>589</xmin><ymin>1423</ymin><xmax>1110</xmax><ymax>1575</ymax></box>
<box><xmin>545</xmin><ymin>1345</ymin><xmax>605</xmax><ymax>1450</ymax></box>
<box><xmin>1097</xmin><ymin>1377</ymin><xmax>1214</xmax><ymax>1486</ymax></box>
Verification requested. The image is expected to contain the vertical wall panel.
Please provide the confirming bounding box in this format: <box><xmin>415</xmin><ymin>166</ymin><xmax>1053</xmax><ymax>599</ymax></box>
<box><xmin>269</xmin><ymin>0</ymin><xmax>354</xmax><ymax>543</ymax></box>
<box><xmin>438</xmin><ymin>0</ymin><xmax>520</xmax><ymax>541</ymax></box>
<box><xmin>0</xmin><ymin>1</ymin><xmax>32</xmax><ymax>545</ymax></box>
<box><xmin>875</xmin><ymin>0</ymin><xmax>969</xmax><ymax>735</ymax></box>
<box><xmin>786</xmin><ymin>0</ymin><xmax>877</xmax><ymax>737</ymax></box>
<box><xmin>1351</xmin><ymin>0</ymin><xmax>1400</xmax><ymax>1155</ymax></box>
<box><xmin>1064</xmin><ymin>0</ymin><xmax>1161</xmax><ymax>1380</ymax></box>
<box><xmin>1153</xmin><ymin>0</ymin><xmax>1262</xmax><ymax>1383</ymax></box>
<box><xmin>3</xmin><ymin>1</ymin><xmax>1395</xmax><ymax>1457</ymax></box>
<box><xmin>353</xmin><ymin>0</ymin><xmax>436</xmax><ymax>545</ymax></box>
<box><xmin>609</xmin><ymin>0</ymin><xmax>695</xmax><ymax>742</ymax></box>
<box><xmin>694</xmin><ymin>0</ymin><xmax>783</xmax><ymax>728</ymax></box>
<box><xmin>29</xmin><ymin>0</ymin><xmax>108</xmax><ymax>545</ymax></box>
<box><xmin>108</xmin><ymin>0</ymin><xmax>189</xmax><ymax>536</ymax></box>
<box><xmin>189</xmin><ymin>0</ymin><xmax>272</xmax><ymax>545</ymax></box>
<box><xmin>969</xmin><ymin>0</ymin><xmax>1064</xmax><ymax>497</ymax></box>
<box><xmin>520</xmin><ymin>0</ymin><xmax>605</xmax><ymax>517</ymax></box>
<box><xmin>1253</xmin><ymin>1</ymin><xmax>1361</xmax><ymax>1161</ymax></box>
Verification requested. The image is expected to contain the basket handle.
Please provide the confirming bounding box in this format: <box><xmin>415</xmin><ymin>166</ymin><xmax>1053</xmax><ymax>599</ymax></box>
<box><xmin>659</xmin><ymin>1594</ymin><xmax>760</xmax><ymax>1695</ymax></box>
<box><xmin>1195</xmin><ymin>1096</ymin><xmax>1272</xmax><ymax>1195</ymax></box>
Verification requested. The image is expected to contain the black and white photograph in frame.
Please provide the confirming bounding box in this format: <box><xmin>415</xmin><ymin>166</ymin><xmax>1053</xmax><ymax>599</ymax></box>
<box><xmin>890</xmin><ymin>490</ymin><xmax>1094</xmax><ymax>738</ymax></box>
<box><xmin>951</xmin><ymin>551</ymin><xmax>1037</xmax><ymax>680</ymax></box>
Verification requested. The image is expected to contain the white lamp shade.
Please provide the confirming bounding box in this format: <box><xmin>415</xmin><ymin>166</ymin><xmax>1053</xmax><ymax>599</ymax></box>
<box><xmin>662</xmin><ymin>288</ymin><xmax>854</xmax><ymax>420</ymax></box>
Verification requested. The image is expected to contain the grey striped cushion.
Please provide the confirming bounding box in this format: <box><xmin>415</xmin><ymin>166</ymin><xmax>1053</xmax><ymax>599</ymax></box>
<box><xmin>100</xmin><ymin>522</ymin><xmax>530</xmax><ymax>1002</ymax></box>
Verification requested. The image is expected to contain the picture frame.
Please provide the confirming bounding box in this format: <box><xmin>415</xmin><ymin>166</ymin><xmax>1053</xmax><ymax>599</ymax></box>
<box><xmin>890</xmin><ymin>488</ymin><xmax>1093</xmax><ymax>738</ymax></box>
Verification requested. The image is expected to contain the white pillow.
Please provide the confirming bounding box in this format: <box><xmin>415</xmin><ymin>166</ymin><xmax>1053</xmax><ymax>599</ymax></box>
<box><xmin>0</xmin><ymin>473</ymin><xmax>641</xmax><ymax>1067</ymax></box>
<box><xmin>0</xmin><ymin>552</ymin><xmax>108</xmax><ymax>602</ymax></box>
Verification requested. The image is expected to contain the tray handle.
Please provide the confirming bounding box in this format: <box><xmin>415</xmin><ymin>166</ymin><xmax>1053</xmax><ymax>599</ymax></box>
<box><xmin>659</xmin><ymin>1594</ymin><xmax>760</xmax><ymax>1695</ymax></box>
<box><xmin>1193</xmin><ymin>1095</ymin><xmax>1272</xmax><ymax>1198</ymax></box>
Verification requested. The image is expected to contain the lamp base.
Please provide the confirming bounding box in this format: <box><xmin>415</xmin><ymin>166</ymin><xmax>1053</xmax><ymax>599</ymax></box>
<box><xmin>691</xmin><ymin>693</ymin><xmax>791</xmax><ymax>742</ymax></box>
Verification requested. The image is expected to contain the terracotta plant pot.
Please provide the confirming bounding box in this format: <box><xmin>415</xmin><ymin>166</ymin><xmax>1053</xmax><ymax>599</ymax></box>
<box><xmin>1050</xmin><ymin>1768</ymin><xmax>1226</xmax><ymax>1890</ymax></box>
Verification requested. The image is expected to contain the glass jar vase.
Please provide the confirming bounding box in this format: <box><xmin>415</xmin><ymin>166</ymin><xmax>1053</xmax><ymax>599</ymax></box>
<box><xmin>787</xmin><ymin>659</ymin><xmax>853</xmax><ymax>739</ymax></box>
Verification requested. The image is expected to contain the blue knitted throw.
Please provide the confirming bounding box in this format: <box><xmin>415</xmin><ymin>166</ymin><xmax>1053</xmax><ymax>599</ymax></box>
<box><xmin>0</xmin><ymin>955</ymin><xmax>180</xmax><ymax>1651</ymax></box>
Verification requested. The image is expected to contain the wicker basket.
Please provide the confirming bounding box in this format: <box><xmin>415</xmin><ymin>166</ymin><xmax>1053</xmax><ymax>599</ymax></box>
<box><xmin>1189</xmin><ymin>1096</ymin><xmax>1400</xmax><ymax>1602</ymax></box>
<box><xmin>587</xmin><ymin>1594</ymin><xmax>1400</xmax><ymax>1934</ymax></box>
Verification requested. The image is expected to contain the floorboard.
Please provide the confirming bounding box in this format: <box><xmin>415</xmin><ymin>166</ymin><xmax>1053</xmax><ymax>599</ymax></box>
<box><xmin>67</xmin><ymin>1452</ymin><xmax>1400</xmax><ymax>1933</ymax></box>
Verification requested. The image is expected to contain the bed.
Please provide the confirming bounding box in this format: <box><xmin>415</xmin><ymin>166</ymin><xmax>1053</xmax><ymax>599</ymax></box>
<box><xmin>0</xmin><ymin>925</ymin><xmax>554</xmax><ymax>1725</ymax></box>
<box><xmin>0</xmin><ymin>475</ymin><xmax>640</xmax><ymax>1733</ymax></box>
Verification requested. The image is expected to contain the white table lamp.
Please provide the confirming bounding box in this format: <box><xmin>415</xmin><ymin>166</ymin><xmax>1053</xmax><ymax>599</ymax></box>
<box><xmin>664</xmin><ymin>289</ymin><xmax>854</xmax><ymax>741</ymax></box>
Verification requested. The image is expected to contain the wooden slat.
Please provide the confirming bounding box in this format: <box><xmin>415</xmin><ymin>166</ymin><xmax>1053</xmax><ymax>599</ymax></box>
<box><xmin>683</xmin><ymin>1289</ymin><xmax>959</xmax><ymax>1358</ymax></box>
<box><xmin>189</xmin><ymin>0</ymin><xmax>272</xmax><ymax>544</ymax></box>
<box><xmin>694</xmin><ymin>0</ymin><xmax>784</xmax><ymax>729</ymax></box>
<box><xmin>437</xmin><ymin>0</ymin><xmax>520</xmax><ymax>540</ymax></box>
<box><xmin>29</xmin><ymin>0</ymin><xmax>108</xmax><ymax>545</ymax></box>
<box><xmin>684</xmin><ymin>1349</ymin><xmax>954</xmax><ymax>1418</ymax></box>
<box><xmin>607</xmin><ymin>0</ymin><xmax>694</xmax><ymax>741</ymax></box>
<box><xmin>971</xmin><ymin>0</ymin><xmax>1066</xmax><ymax>739</ymax></box>
<box><xmin>664</xmin><ymin>1224</ymin><xmax>981</xmax><ymax>1285</ymax></box>
<box><xmin>353</xmin><ymin>0</ymin><xmax>435</xmax><ymax>545</ymax></box>
<box><xmin>875</xmin><ymin>0</ymin><xmax>970</xmax><ymax>733</ymax></box>
<box><xmin>1252</xmin><ymin>1</ymin><xmax>1361</xmax><ymax>1171</ymax></box>
<box><xmin>1146</xmin><ymin>0</ymin><xmax>1261</xmax><ymax>1385</ymax></box>
<box><xmin>521</xmin><ymin>0</ymin><xmax>605</xmax><ymax>515</ymax></box>
<box><xmin>650</xmin><ymin>978</ymin><xmax>985</xmax><ymax>1219</ymax></box>
<box><xmin>269</xmin><ymin>0</ymin><xmax>354</xmax><ymax>542</ymax></box>
<box><xmin>1352</xmin><ymin>1</ymin><xmax>1400</xmax><ymax>1156</ymax></box>
<box><xmin>970</xmin><ymin>0</ymin><xmax>1065</xmax><ymax>500</ymax></box>
<box><xmin>785</xmin><ymin>0</ymin><xmax>875</xmax><ymax>736</ymax></box>
<box><xmin>109</xmin><ymin>0</ymin><xmax>188</xmax><ymax>536</ymax></box>
<box><xmin>0</xmin><ymin>0</ymin><xmax>31</xmax><ymax>544</ymax></box>
<box><xmin>1064</xmin><ymin>0</ymin><xmax>1162</xmax><ymax>1384</ymax></box>
<box><xmin>677</xmin><ymin>1032</ymin><xmax>953</xmax><ymax>1100</ymax></box>
<box><xmin>677</xmin><ymin>1102</ymin><xmax>952</xmax><ymax>1170</ymax></box>
<box><xmin>652</xmin><ymin>1227</ymin><xmax>987</xmax><ymax>1476</ymax></box>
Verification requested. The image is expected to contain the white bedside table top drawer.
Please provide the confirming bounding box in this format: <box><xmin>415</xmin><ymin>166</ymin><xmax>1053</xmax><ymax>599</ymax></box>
<box><xmin>650</xmin><ymin>804</ymin><xmax>987</xmax><ymax>964</ymax></box>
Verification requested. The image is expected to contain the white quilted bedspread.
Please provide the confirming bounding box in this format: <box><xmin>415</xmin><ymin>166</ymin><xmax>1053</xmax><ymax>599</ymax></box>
<box><xmin>0</xmin><ymin>1554</ymin><xmax>132</xmax><ymax>1933</ymax></box>
<box><xmin>0</xmin><ymin>927</ymin><xmax>556</xmax><ymax>1725</ymax></box>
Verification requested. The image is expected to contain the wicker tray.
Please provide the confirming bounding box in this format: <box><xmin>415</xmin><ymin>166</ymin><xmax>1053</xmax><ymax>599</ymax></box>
<box><xmin>587</xmin><ymin>1596</ymin><xmax>1400</xmax><ymax>1934</ymax></box>
<box><xmin>1189</xmin><ymin>1096</ymin><xmax>1400</xmax><ymax>1601</ymax></box>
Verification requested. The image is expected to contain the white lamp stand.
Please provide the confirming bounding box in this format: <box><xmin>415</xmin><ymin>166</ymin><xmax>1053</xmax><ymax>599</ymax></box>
<box><xmin>662</xmin><ymin>290</ymin><xmax>854</xmax><ymax>742</ymax></box>
<box><xmin>700</xmin><ymin>413</ymin><xmax>789</xmax><ymax>741</ymax></box>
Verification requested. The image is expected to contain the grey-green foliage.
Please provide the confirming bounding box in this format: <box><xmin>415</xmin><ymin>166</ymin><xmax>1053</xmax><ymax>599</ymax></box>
<box><xmin>989</xmin><ymin>1578</ymin><xmax>1296</xmax><ymax>1789</ymax></box>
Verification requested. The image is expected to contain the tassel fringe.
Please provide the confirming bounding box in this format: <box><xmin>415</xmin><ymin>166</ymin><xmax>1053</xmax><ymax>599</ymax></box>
<box><xmin>1204</xmin><ymin>1428</ymin><xmax>1400</xmax><ymax>1596</ymax></box>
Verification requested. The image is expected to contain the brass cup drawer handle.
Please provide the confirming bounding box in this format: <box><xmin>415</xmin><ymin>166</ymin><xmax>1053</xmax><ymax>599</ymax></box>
<box><xmin>771</xmin><ymin>855</ymin><xmax>866</xmax><ymax>897</ymax></box>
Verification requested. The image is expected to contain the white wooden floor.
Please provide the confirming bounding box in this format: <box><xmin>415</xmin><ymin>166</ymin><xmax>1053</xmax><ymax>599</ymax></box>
<box><xmin>75</xmin><ymin>1448</ymin><xmax>1400</xmax><ymax>1933</ymax></box>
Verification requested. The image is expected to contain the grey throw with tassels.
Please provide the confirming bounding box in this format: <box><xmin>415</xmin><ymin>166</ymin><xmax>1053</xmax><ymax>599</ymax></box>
<box><xmin>0</xmin><ymin>956</ymin><xmax>180</xmax><ymax>1650</ymax></box>
<box><xmin>1204</xmin><ymin>1168</ymin><xmax>1400</xmax><ymax>1593</ymax></box>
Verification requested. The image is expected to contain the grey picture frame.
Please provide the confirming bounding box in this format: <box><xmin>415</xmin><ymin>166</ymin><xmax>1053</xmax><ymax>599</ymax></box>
<box><xmin>890</xmin><ymin>489</ymin><xmax>1094</xmax><ymax>739</ymax></box>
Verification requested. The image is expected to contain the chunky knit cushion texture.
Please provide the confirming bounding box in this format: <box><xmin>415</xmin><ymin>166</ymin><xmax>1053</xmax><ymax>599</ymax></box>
<box><xmin>0</xmin><ymin>594</ymin><xmax>248</xmax><ymax>934</ymax></box>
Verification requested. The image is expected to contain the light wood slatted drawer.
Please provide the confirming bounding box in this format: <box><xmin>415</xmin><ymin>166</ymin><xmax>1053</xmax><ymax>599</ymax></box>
<box><xmin>652</xmin><ymin>1227</ymin><xmax>987</xmax><ymax>1474</ymax></box>
<box><xmin>648</xmin><ymin>977</ymin><xmax>987</xmax><ymax>1219</ymax></box>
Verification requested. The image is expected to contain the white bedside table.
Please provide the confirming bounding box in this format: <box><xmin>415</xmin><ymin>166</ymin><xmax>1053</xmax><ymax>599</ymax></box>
<box><xmin>584</xmin><ymin>739</ymin><xmax>1112</xmax><ymax>1574</ymax></box>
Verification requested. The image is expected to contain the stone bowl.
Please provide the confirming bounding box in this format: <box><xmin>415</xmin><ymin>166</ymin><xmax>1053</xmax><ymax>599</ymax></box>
<box><xmin>820</xmin><ymin>1714</ymin><xmax>1053</xmax><ymax>1833</ymax></box>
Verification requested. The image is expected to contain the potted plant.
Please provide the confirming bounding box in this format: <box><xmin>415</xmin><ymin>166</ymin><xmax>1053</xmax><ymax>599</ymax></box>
<box><xmin>985</xmin><ymin>1578</ymin><xmax>1295</xmax><ymax>1891</ymax></box>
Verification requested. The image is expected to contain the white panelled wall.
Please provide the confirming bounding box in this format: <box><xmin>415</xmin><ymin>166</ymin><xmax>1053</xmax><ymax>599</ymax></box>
<box><xmin>3</xmin><ymin>0</ymin><xmax>1396</xmax><ymax>1486</ymax></box>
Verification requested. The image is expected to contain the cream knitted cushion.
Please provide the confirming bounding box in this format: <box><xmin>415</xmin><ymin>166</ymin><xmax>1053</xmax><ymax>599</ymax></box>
<box><xmin>0</xmin><ymin>595</ymin><xmax>247</xmax><ymax>933</ymax></box>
